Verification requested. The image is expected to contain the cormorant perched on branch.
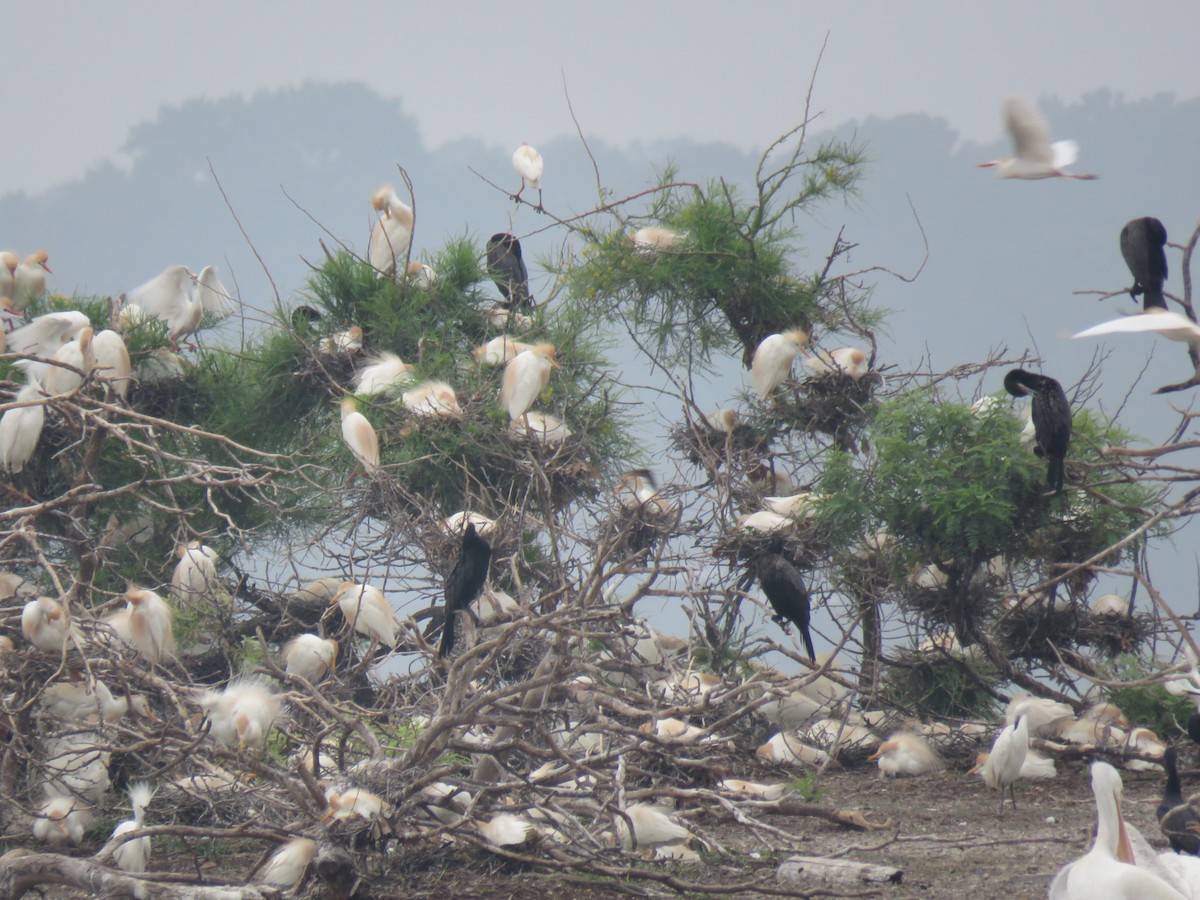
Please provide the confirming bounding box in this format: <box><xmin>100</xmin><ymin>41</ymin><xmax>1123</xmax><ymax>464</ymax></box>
<box><xmin>756</xmin><ymin>537</ymin><xmax>815</xmax><ymax>661</ymax></box>
<box><xmin>438</xmin><ymin>522</ymin><xmax>492</xmax><ymax>658</ymax></box>
<box><xmin>1004</xmin><ymin>369</ymin><xmax>1072</xmax><ymax>494</ymax></box>
<box><xmin>1120</xmin><ymin>217</ymin><xmax>1168</xmax><ymax>311</ymax></box>
<box><xmin>486</xmin><ymin>233</ymin><xmax>533</xmax><ymax>310</ymax></box>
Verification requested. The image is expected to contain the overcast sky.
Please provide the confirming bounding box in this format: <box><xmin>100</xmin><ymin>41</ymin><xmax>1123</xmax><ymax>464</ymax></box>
<box><xmin>6</xmin><ymin>0</ymin><xmax>1198</xmax><ymax>198</ymax></box>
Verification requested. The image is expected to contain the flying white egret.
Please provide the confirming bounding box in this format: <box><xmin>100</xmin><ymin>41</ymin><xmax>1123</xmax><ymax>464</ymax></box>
<box><xmin>368</xmin><ymin>184</ymin><xmax>414</xmax><ymax>277</ymax></box>
<box><xmin>340</xmin><ymin>398</ymin><xmax>380</xmax><ymax>474</ymax></box>
<box><xmin>0</xmin><ymin>381</ymin><xmax>46</xmax><ymax>474</ymax></box>
<box><xmin>1075</xmin><ymin>309</ymin><xmax>1200</xmax><ymax>349</ymax></box>
<box><xmin>111</xmin><ymin>782</ymin><xmax>155</xmax><ymax>873</ymax></box>
<box><xmin>500</xmin><ymin>344</ymin><xmax>558</xmax><ymax>420</ymax></box>
<box><xmin>977</xmin><ymin>95</ymin><xmax>1098</xmax><ymax>180</ymax></box>
<box><xmin>512</xmin><ymin>143</ymin><xmax>544</xmax><ymax>207</ymax></box>
<box><xmin>12</xmin><ymin>250</ymin><xmax>50</xmax><ymax>310</ymax></box>
<box><xmin>750</xmin><ymin>329</ymin><xmax>809</xmax><ymax>399</ymax></box>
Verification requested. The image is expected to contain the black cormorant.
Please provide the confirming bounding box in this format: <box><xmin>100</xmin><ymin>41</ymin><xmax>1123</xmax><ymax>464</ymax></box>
<box><xmin>1120</xmin><ymin>217</ymin><xmax>1169</xmax><ymax>311</ymax></box>
<box><xmin>1004</xmin><ymin>369</ymin><xmax>1072</xmax><ymax>494</ymax></box>
<box><xmin>756</xmin><ymin>537</ymin><xmax>815</xmax><ymax>661</ymax></box>
<box><xmin>1158</xmin><ymin>746</ymin><xmax>1200</xmax><ymax>854</ymax></box>
<box><xmin>438</xmin><ymin>522</ymin><xmax>493</xmax><ymax>658</ymax></box>
<box><xmin>486</xmin><ymin>233</ymin><xmax>533</xmax><ymax>310</ymax></box>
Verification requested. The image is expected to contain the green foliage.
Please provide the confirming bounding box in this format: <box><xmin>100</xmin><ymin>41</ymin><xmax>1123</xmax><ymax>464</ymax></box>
<box><xmin>1104</xmin><ymin>655</ymin><xmax>1197</xmax><ymax>738</ymax></box>
<box><xmin>882</xmin><ymin>652</ymin><xmax>1001</xmax><ymax>720</ymax></box>
<box><xmin>787</xmin><ymin>769</ymin><xmax>824</xmax><ymax>801</ymax></box>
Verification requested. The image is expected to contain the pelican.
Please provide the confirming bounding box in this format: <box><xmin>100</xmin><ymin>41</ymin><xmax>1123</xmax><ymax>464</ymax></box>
<box><xmin>977</xmin><ymin>94</ymin><xmax>1097</xmax><ymax>180</ymax></box>
<box><xmin>91</xmin><ymin>329</ymin><xmax>133</xmax><ymax>400</ymax></box>
<box><xmin>750</xmin><ymin>329</ymin><xmax>809</xmax><ymax>399</ymax></box>
<box><xmin>0</xmin><ymin>382</ymin><xmax>46</xmax><ymax>474</ymax></box>
<box><xmin>125</xmin><ymin>587</ymin><xmax>176</xmax><ymax>663</ymax></box>
<box><xmin>339</xmin><ymin>398</ymin><xmax>380</xmax><ymax>474</ymax></box>
<box><xmin>486</xmin><ymin>233</ymin><xmax>533</xmax><ymax>309</ymax></box>
<box><xmin>803</xmin><ymin>347</ymin><xmax>869</xmax><ymax>380</ymax></box>
<box><xmin>111</xmin><ymin>782</ymin><xmax>155</xmax><ymax>873</ymax></box>
<box><xmin>756</xmin><ymin>537</ymin><xmax>815</xmax><ymax>661</ymax></box>
<box><xmin>332</xmin><ymin>581</ymin><xmax>398</xmax><ymax>649</ymax></box>
<box><xmin>401</xmin><ymin>380</ymin><xmax>462</xmax><ymax>419</ymax></box>
<box><xmin>1120</xmin><ymin>217</ymin><xmax>1169</xmax><ymax>311</ymax></box>
<box><xmin>868</xmin><ymin>732</ymin><xmax>942</xmax><ymax>777</ymax></box>
<box><xmin>368</xmin><ymin>184</ymin><xmax>414</xmax><ymax>277</ymax></box>
<box><xmin>512</xmin><ymin>143</ymin><xmax>544</xmax><ymax>207</ymax></box>
<box><xmin>473</xmin><ymin>335</ymin><xmax>533</xmax><ymax>366</ymax></box>
<box><xmin>508</xmin><ymin>411</ymin><xmax>572</xmax><ymax>445</ymax></box>
<box><xmin>353</xmin><ymin>352</ymin><xmax>415</xmax><ymax>396</ymax></box>
<box><xmin>500</xmin><ymin>344</ymin><xmax>558</xmax><ymax>421</ymax></box>
<box><xmin>125</xmin><ymin>265</ymin><xmax>202</xmax><ymax>344</ymax></box>
<box><xmin>12</xmin><ymin>250</ymin><xmax>50</xmax><ymax>311</ymax></box>
<box><xmin>283</xmin><ymin>634</ymin><xmax>338</xmax><ymax>683</ymax></box>
<box><xmin>255</xmin><ymin>837</ymin><xmax>317</xmax><ymax>892</ymax></box>
<box><xmin>438</xmin><ymin>522</ymin><xmax>492</xmax><ymax>658</ymax></box>
<box><xmin>1004</xmin><ymin>369</ymin><xmax>1071</xmax><ymax>494</ymax></box>
<box><xmin>978</xmin><ymin>707</ymin><xmax>1029</xmax><ymax>813</ymax></box>
<box><xmin>1049</xmin><ymin>761</ymin><xmax>1184</xmax><ymax>899</ymax></box>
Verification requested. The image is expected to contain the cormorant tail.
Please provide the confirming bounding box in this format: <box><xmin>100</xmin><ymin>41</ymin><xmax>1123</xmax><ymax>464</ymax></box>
<box><xmin>438</xmin><ymin>613</ymin><xmax>456</xmax><ymax>658</ymax></box>
<box><xmin>798</xmin><ymin>623</ymin><xmax>816</xmax><ymax>663</ymax></box>
<box><xmin>1143</xmin><ymin>285</ymin><xmax>1167</xmax><ymax>312</ymax></box>
<box><xmin>1047</xmin><ymin>454</ymin><xmax>1065</xmax><ymax>494</ymax></box>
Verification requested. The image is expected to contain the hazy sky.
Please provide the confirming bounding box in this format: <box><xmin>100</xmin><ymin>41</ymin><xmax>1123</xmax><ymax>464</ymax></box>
<box><xmin>7</xmin><ymin>0</ymin><xmax>1198</xmax><ymax>198</ymax></box>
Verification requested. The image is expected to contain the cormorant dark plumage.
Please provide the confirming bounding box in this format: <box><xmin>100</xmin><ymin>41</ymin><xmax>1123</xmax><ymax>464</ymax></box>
<box><xmin>1188</xmin><ymin>711</ymin><xmax>1200</xmax><ymax>745</ymax></box>
<box><xmin>756</xmin><ymin>537</ymin><xmax>815</xmax><ymax>661</ymax></box>
<box><xmin>1004</xmin><ymin>369</ymin><xmax>1072</xmax><ymax>494</ymax></box>
<box><xmin>1120</xmin><ymin>217</ymin><xmax>1169</xmax><ymax>311</ymax></box>
<box><xmin>1158</xmin><ymin>746</ymin><xmax>1200</xmax><ymax>854</ymax></box>
<box><xmin>486</xmin><ymin>233</ymin><xmax>533</xmax><ymax>310</ymax></box>
<box><xmin>438</xmin><ymin>522</ymin><xmax>492</xmax><ymax>658</ymax></box>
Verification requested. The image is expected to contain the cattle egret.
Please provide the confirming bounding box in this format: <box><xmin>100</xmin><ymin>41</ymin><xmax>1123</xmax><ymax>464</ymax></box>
<box><xmin>8</xmin><ymin>310</ymin><xmax>91</xmax><ymax>372</ymax></box>
<box><xmin>473</xmin><ymin>335</ymin><xmax>533</xmax><ymax>366</ymax></box>
<box><xmin>0</xmin><ymin>251</ymin><xmax>17</xmax><ymax>300</ymax></box>
<box><xmin>439</xmin><ymin>522</ymin><xmax>492</xmax><ymax>658</ymax></box>
<box><xmin>320</xmin><ymin>325</ymin><xmax>364</xmax><ymax>355</ymax></box>
<box><xmin>1056</xmin><ymin>703</ymin><xmax>1130</xmax><ymax>745</ymax></box>
<box><xmin>199</xmin><ymin>679</ymin><xmax>283</xmax><ymax>751</ymax></box>
<box><xmin>479</xmin><ymin>812</ymin><xmax>538</xmax><ymax>848</ymax></box>
<box><xmin>868</xmin><ymin>732</ymin><xmax>942</xmax><ymax>777</ymax></box>
<box><xmin>757</xmin><ymin>537</ymin><xmax>815</xmax><ymax>661</ymax></box>
<box><xmin>255</xmin><ymin>837</ymin><xmax>317</xmax><ymax>892</ymax></box>
<box><xmin>1092</xmin><ymin>593</ymin><xmax>1129</xmax><ymax>616</ymax></box>
<box><xmin>1004</xmin><ymin>694</ymin><xmax>1072</xmax><ymax>737</ymax></box>
<box><xmin>340</xmin><ymin>398</ymin><xmax>380</xmax><ymax>474</ymax></box>
<box><xmin>171</xmin><ymin>541</ymin><xmax>219</xmax><ymax>603</ymax></box>
<box><xmin>41</xmin><ymin>679</ymin><xmax>135</xmax><ymax>724</ymax></box>
<box><xmin>332</xmin><ymin>581</ymin><xmax>398</xmax><ymax>649</ymax></box>
<box><xmin>977</xmin><ymin>95</ymin><xmax>1098</xmax><ymax>180</ymax></box>
<box><xmin>125</xmin><ymin>265</ymin><xmax>201</xmax><ymax>344</ymax></box>
<box><xmin>483</xmin><ymin>305</ymin><xmax>534</xmax><ymax>331</ymax></box>
<box><xmin>631</xmin><ymin>226</ymin><xmax>686</xmax><ymax>251</ymax></box>
<box><xmin>979</xmin><ymin>707</ymin><xmax>1029</xmax><ymax>813</ymax></box>
<box><xmin>737</xmin><ymin>510</ymin><xmax>793</xmax><ymax>532</ymax></box>
<box><xmin>486</xmin><ymin>233</ymin><xmax>533</xmax><ymax>309</ymax></box>
<box><xmin>615</xmin><ymin>803</ymin><xmax>695</xmax><ymax>854</ymax></box>
<box><xmin>441</xmin><ymin>511</ymin><xmax>497</xmax><ymax>537</ymax></box>
<box><xmin>111</xmin><ymin>782</ymin><xmax>155</xmax><ymax>873</ymax></box>
<box><xmin>90</xmin><ymin>329</ymin><xmax>133</xmax><ymax>399</ymax></box>
<box><xmin>804</xmin><ymin>347</ymin><xmax>869</xmax><ymax>380</ymax></box>
<box><xmin>971</xmin><ymin>749</ymin><xmax>1058</xmax><ymax>781</ymax></box>
<box><xmin>1120</xmin><ymin>217</ymin><xmax>1169</xmax><ymax>311</ymax></box>
<box><xmin>1004</xmin><ymin>369</ymin><xmax>1071</xmax><ymax>493</ymax></box>
<box><xmin>509</xmin><ymin>411</ymin><xmax>571</xmax><ymax>445</ymax></box>
<box><xmin>368</xmin><ymin>184</ymin><xmax>414</xmax><ymax>277</ymax></box>
<box><xmin>616</xmin><ymin>469</ymin><xmax>675</xmax><ymax>517</ymax></box>
<box><xmin>0</xmin><ymin>382</ymin><xmax>46</xmax><ymax>474</ymax></box>
<box><xmin>39</xmin><ymin>326</ymin><xmax>95</xmax><ymax>396</ymax></box>
<box><xmin>750</xmin><ymin>329</ymin><xmax>809</xmax><ymax>399</ymax></box>
<box><xmin>754</xmin><ymin>731</ymin><xmax>830</xmax><ymax>765</ymax></box>
<box><xmin>500</xmin><ymin>343</ymin><xmax>558</xmax><ymax>421</ymax></box>
<box><xmin>33</xmin><ymin>797</ymin><xmax>91</xmax><ymax>847</ymax></box>
<box><xmin>1074</xmin><ymin>309</ymin><xmax>1200</xmax><ymax>348</ymax></box>
<box><xmin>401</xmin><ymin>380</ymin><xmax>463</xmax><ymax>419</ymax></box>
<box><xmin>405</xmin><ymin>261</ymin><xmax>436</xmax><ymax>290</ymax></box>
<box><xmin>512</xmin><ymin>143</ymin><xmax>544</xmax><ymax>207</ymax></box>
<box><xmin>353</xmin><ymin>352</ymin><xmax>415</xmax><ymax>396</ymax></box>
<box><xmin>761</xmin><ymin>493</ymin><xmax>817</xmax><ymax>519</ymax></box>
<box><xmin>283</xmin><ymin>634</ymin><xmax>338</xmax><ymax>683</ymax></box>
<box><xmin>324</xmin><ymin>785</ymin><xmax>387</xmax><ymax>822</ymax></box>
<box><xmin>136</xmin><ymin>348</ymin><xmax>187</xmax><ymax>384</ymax></box>
<box><xmin>1049</xmin><ymin>762</ymin><xmax>1184</xmax><ymax>899</ymax></box>
<box><xmin>705</xmin><ymin>408</ymin><xmax>740</xmax><ymax>432</ymax></box>
<box><xmin>195</xmin><ymin>265</ymin><xmax>234</xmax><ymax>317</ymax></box>
<box><xmin>638</xmin><ymin>717</ymin><xmax>709</xmax><ymax>744</ymax></box>
<box><xmin>125</xmin><ymin>587</ymin><xmax>176</xmax><ymax>663</ymax></box>
<box><xmin>12</xmin><ymin>250</ymin><xmax>50</xmax><ymax>311</ymax></box>
<box><xmin>21</xmin><ymin>596</ymin><xmax>79</xmax><ymax>652</ymax></box>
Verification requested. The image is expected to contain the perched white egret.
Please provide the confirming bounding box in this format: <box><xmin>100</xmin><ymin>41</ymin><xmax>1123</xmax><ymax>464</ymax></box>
<box><xmin>1004</xmin><ymin>694</ymin><xmax>1073</xmax><ymax>737</ymax></box>
<box><xmin>705</xmin><ymin>408</ymin><xmax>740</xmax><ymax>432</ymax></box>
<box><xmin>125</xmin><ymin>265</ymin><xmax>201</xmax><ymax>344</ymax></box>
<box><xmin>761</xmin><ymin>493</ymin><xmax>817</xmax><ymax>519</ymax></box>
<box><xmin>323</xmin><ymin>785</ymin><xmax>387</xmax><ymax>821</ymax></box>
<box><xmin>1049</xmin><ymin>761</ymin><xmax>1184</xmax><ymax>899</ymax></box>
<box><xmin>804</xmin><ymin>347</ymin><xmax>869</xmax><ymax>380</ymax></box>
<box><xmin>737</xmin><ymin>510</ymin><xmax>793</xmax><ymax>532</ymax></box>
<box><xmin>500</xmin><ymin>343</ymin><xmax>558</xmax><ymax>421</ymax></box>
<box><xmin>401</xmin><ymin>380</ymin><xmax>463</xmax><ymax>419</ymax></box>
<box><xmin>319</xmin><ymin>325</ymin><xmax>364</xmax><ymax>355</ymax></box>
<box><xmin>21</xmin><ymin>596</ymin><xmax>80</xmax><ymax>652</ymax></box>
<box><xmin>332</xmin><ymin>581</ymin><xmax>398</xmax><ymax>649</ymax></box>
<box><xmin>754</xmin><ymin>731</ymin><xmax>830</xmax><ymax>765</ymax></box>
<box><xmin>512</xmin><ymin>143</ymin><xmax>544</xmax><ymax>206</ymax></box>
<box><xmin>977</xmin><ymin>94</ymin><xmax>1098</xmax><ymax>180</ymax></box>
<box><xmin>7</xmin><ymin>310</ymin><xmax>91</xmax><ymax>368</ymax></box>
<box><xmin>1123</xmin><ymin>726</ymin><xmax>1166</xmax><ymax>772</ymax></box>
<box><xmin>41</xmin><ymin>678</ymin><xmax>137</xmax><ymax>724</ymax></box>
<box><xmin>33</xmin><ymin>797</ymin><xmax>91</xmax><ymax>847</ymax></box>
<box><xmin>283</xmin><ymin>634</ymin><xmax>338</xmax><ymax>683</ymax></box>
<box><xmin>483</xmin><ymin>305</ymin><xmax>534</xmax><ymax>331</ymax></box>
<box><xmin>0</xmin><ymin>381</ymin><xmax>46</xmax><ymax>474</ymax></box>
<box><xmin>125</xmin><ymin>587</ymin><xmax>176</xmax><ymax>663</ymax></box>
<box><xmin>615</xmin><ymin>803</ymin><xmax>696</xmax><ymax>854</ymax></box>
<box><xmin>638</xmin><ymin>717</ymin><xmax>710</xmax><ymax>744</ymax></box>
<box><xmin>631</xmin><ymin>226</ymin><xmax>685</xmax><ymax>251</ymax></box>
<box><xmin>194</xmin><ymin>265</ymin><xmax>233</xmax><ymax>317</ymax></box>
<box><xmin>199</xmin><ymin>678</ymin><xmax>283</xmax><ymax>751</ymax></box>
<box><xmin>255</xmin><ymin>837</ymin><xmax>317</xmax><ymax>891</ymax></box>
<box><xmin>978</xmin><ymin>707</ymin><xmax>1029</xmax><ymax>813</ymax></box>
<box><xmin>509</xmin><ymin>411</ymin><xmax>572</xmax><ymax>445</ymax></box>
<box><xmin>1074</xmin><ymin>310</ymin><xmax>1200</xmax><ymax>348</ymax></box>
<box><xmin>12</xmin><ymin>250</ymin><xmax>50</xmax><ymax>310</ymax></box>
<box><xmin>0</xmin><ymin>251</ymin><xmax>17</xmax><ymax>300</ymax></box>
<box><xmin>750</xmin><ymin>329</ymin><xmax>809</xmax><ymax>399</ymax></box>
<box><xmin>1092</xmin><ymin>593</ymin><xmax>1130</xmax><ymax>616</ymax></box>
<box><xmin>111</xmin><ymin>782</ymin><xmax>155</xmax><ymax>873</ymax></box>
<box><xmin>368</xmin><ymin>185</ymin><xmax>414</xmax><ymax>277</ymax></box>
<box><xmin>719</xmin><ymin>779</ymin><xmax>789</xmax><ymax>801</ymax></box>
<box><xmin>44</xmin><ymin>733</ymin><xmax>111</xmax><ymax>804</ymax></box>
<box><xmin>171</xmin><ymin>540</ymin><xmax>219</xmax><ymax>603</ymax></box>
<box><xmin>405</xmin><ymin>261</ymin><xmax>436</xmax><ymax>290</ymax></box>
<box><xmin>339</xmin><ymin>398</ymin><xmax>380</xmax><ymax>474</ymax></box>
<box><xmin>40</xmin><ymin>326</ymin><xmax>95</xmax><ymax>396</ymax></box>
<box><xmin>90</xmin><ymin>329</ymin><xmax>133</xmax><ymax>400</ymax></box>
<box><xmin>442</xmin><ymin>511</ymin><xmax>497</xmax><ymax>537</ymax></box>
<box><xmin>1056</xmin><ymin>702</ymin><xmax>1130</xmax><ymax>745</ymax></box>
<box><xmin>473</xmin><ymin>335</ymin><xmax>533</xmax><ymax>366</ymax></box>
<box><xmin>868</xmin><ymin>732</ymin><xmax>942</xmax><ymax>777</ymax></box>
<box><xmin>616</xmin><ymin>469</ymin><xmax>675</xmax><ymax>517</ymax></box>
<box><xmin>971</xmin><ymin>749</ymin><xmax>1057</xmax><ymax>780</ymax></box>
<box><xmin>354</xmin><ymin>352</ymin><xmax>415</xmax><ymax>396</ymax></box>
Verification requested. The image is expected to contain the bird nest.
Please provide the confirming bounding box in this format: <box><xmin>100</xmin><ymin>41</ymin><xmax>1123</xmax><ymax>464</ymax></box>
<box><xmin>670</xmin><ymin>420</ymin><xmax>769</xmax><ymax>472</ymax></box>
<box><xmin>881</xmin><ymin>650</ymin><xmax>1000</xmax><ymax>721</ymax></box>
<box><xmin>712</xmin><ymin>522</ymin><xmax>830</xmax><ymax>570</ymax></box>
<box><xmin>993</xmin><ymin>602</ymin><xmax>1083</xmax><ymax>662</ymax></box>
<box><xmin>1074</xmin><ymin>611</ymin><xmax>1158</xmax><ymax>658</ymax></box>
<box><xmin>774</xmin><ymin>372</ymin><xmax>882</xmax><ymax>449</ymax></box>
<box><xmin>901</xmin><ymin>576</ymin><xmax>995</xmax><ymax>641</ymax></box>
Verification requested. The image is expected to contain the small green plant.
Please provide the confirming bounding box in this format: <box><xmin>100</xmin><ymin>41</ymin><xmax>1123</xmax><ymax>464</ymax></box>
<box><xmin>789</xmin><ymin>770</ymin><xmax>824</xmax><ymax>801</ymax></box>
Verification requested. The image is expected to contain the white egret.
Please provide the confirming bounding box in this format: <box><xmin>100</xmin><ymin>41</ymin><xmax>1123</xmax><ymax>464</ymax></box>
<box><xmin>199</xmin><ymin>678</ymin><xmax>283</xmax><ymax>751</ymax></box>
<box><xmin>977</xmin><ymin>95</ymin><xmax>1098</xmax><ymax>180</ymax></box>
<box><xmin>750</xmin><ymin>329</ymin><xmax>808</xmax><ymax>399</ymax></box>
<box><xmin>0</xmin><ymin>251</ymin><xmax>17</xmax><ymax>300</ymax></box>
<box><xmin>970</xmin><ymin>749</ymin><xmax>1058</xmax><ymax>780</ymax></box>
<box><xmin>441</xmin><ymin>511</ymin><xmax>497</xmax><ymax>537</ymax></box>
<box><xmin>1092</xmin><ymin>593</ymin><xmax>1130</xmax><ymax>616</ymax></box>
<box><xmin>631</xmin><ymin>226</ymin><xmax>685</xmax><ymax>251</ymax></box>
<box><xmin>368</xmin><ymin>184</ymin><xmax>414</xmax><ymax>277</ymax></box>
<box><xmin>283</xmin><ymin>634</ymin><xmax>338</xmax><ymax>683</ymax></box>
<box><xmin>473</xmin><ymin>335</ymin><xmax>533</xmax><ymax>366</ymax></box>
<box><xmin>111</xmin><ymin>782</ymin><xmax>155</xmax><ymax>873</ymax></box>
<box><xmin>354</xmin><ymin>352</ymin><xmax>415</xmax><ymax>396</ymax></box>
<box><xmin>125</xmin><ymin>587</ymin><xmax>176</xmax><ymax>663</ymax></box>
<box><xmin>978</xmin><ymin>707</ymin><xmax>1029</xmax><ymax>813</ymax></box>
<box><xmin>323</xmin><ymin>785</ymin><xmax>387</xmax><ymax>821</ymax></box>
<box><xmin>339</xmin><ymin>398</ymin><xmax>380</xmax><ymax>474</ymax></box>
<box><xmin>171</xmin><ymin>540</ymin><xmax>219</xmax><ymax>603</ymax></box>
<box><xmin>1004</xmin><ymin>694</ymin><xmax>1073</xmax><ymax>737</ymax></box>
<box><xmin>32</xmin><ymin>797</ymin><xmax>90</xmax><ymax>847</ymax></box>
<box><xmin>12</xmin><ymin>250</ymin><xmax>50</xmax><ymax>310</ymax></box>
<box><xmin>509</xmin><ymin>411</ymin><xmax>571</xmax><ymax>445</ymax></box>
<box><xmin>512</xmin><ymin>143</ymin><xmax>544</xmax><ymax>207</ymax></box>
<box><xmin>194</xmin><ymin>265</ymin><xmax>233</xmax><ymax>317</ymax></box>
<box><xmin>41</xmin><ymin>326</ymin><xmax>95</xmax><ymax>396</ymax></box>
<box><xmin>500</xmin><ymin>343</ymin><xmax>558</xmax><ymax>421</ymax></box>
<box><xmin>90</xmin><ymin>329</ymin><xmax>133</xmax><ymax>399</ymax></box>
<box><xmin>705</xmin><ymin>408</ymin><xmax>740</xmax><ymax>432</ymax></box>
<box><xmin>479</xmin><ymin>812</ymin><xmax>538</xmax><ymax>848</ymax></box>
<box><xmin>405</xmin><ymin>261</ymin><xmax>436</xmax><ymax>290</ymax></box>
<box><xmin>255</xmin><ymin>837</ymin><xmax>317</xmax><ymax>892</ymax></box>
<box><xmin>804</xmin><ymin>347</ymin><xmax>869</xmax><ymax>380</ymax></box>
<box><xmin>1075</xmin><ymin>309</ymin><xmax>1200</xmax><ymax>348</ymax></box>
<box><xmin>0</xmin><ymin>382</ymin><xmax>46</xmax><ymax>474</ymax></box>
<box><xmin>21</xmin><ymin>596</ymin><xmax>80</xmax><ymax>652</ymax></box>
<box><xmin>7</xmin><ymin>310</ymin><xmax>90</xmax><ymax>365</ymax></box>
<box><xmin>402</xmin><ymin>380</ymin><xmax>463</xmax><ymax>419</ymax></box>
<box><xmin>319</xmin><ymin>325</ymin><xmax>364</xmax><ymax>355</ymax></box>
<box><xmin>737</xmin><ymin>510</ymin><xmax>793</xmax><ymax>532</ymax></box>
<box><xmin>867</xmin><ymin>732</ymin><xmax>942</xmax><ymax>777</ymax></box>
<box><xmin>616</xmin><ymin>469</ymin><xmax>675</xmax><ymax>517</ymax></box>
<box><xmin>125</xmin><ymin>265</ymin><xmax>201</xmax><ymax>344</ymax></box>
<box><xmin>332</xmin><ymin>581</ymin><xmax>398</xmax><ymax>649</ymax></box>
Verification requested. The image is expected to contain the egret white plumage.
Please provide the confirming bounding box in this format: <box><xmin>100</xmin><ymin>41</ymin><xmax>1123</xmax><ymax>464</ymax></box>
<box><xmin>512</xmin><ymin>143</ymin><xmax>544</xmax><ymax>207</ymax></box>
<box><xmin>21</xmin><ymin>596</ymin><xmax>79</xmax><ymax>652</ymax></box>
<box><xmin>0</xmin><ymin>381</ymin><xmax>46</xmax><ymax>474</ymax></box>
<box><xmin>194</xmin><ymin>264</ymin><xmax>234</xmax><ymax>317</ymax></box>
<box><xmin>754</xmin><ymin>731</ymin><xmax>830</xmax><ymax>765</ymax></box>
<box><xmin>12</xmin><ymin>250</ymin><xmax>50</xmax><ymax>311</ymax></box>
<box><xmin>804</xmin><ymin>347</ymin><xmax>869</xmax><ymax>380</ymax></box>
<box><xmin>332</xmin><ymin>581</ymin><xmax>398</xmax><ymax>648</ymax></box>
<box><xmin>368</xmin><ymin>184</ymin><xmax>414</xmax><ymax>277</ymax></box>
<box><xmin>1075</xmin><ymin>309</ymin><xmax>1200</xmax><ymax>349</ymax></box>
<box><xmin>978</xmin><ymin>706</ymin><xmax>1030</xmax><ymax>813</ymax></box>
<box><xmin>323</xmin><ymin>785</ymin><xmax>387</xmax><ymax>821</ymax></box>
<box><xmin>615</xmin><ymin>803</ymin><xmax>697</xmax><ymax>854</ymax></box>
<box><xmin>320</xmin><ymin>325</ymin><xmax>364</xmax><ymax>355</ymax></box>
<box><xmin>509</xmin><ymin>411</ymin><xmax>572</xmax><ymax>445</ymax></box>
<box><xmin>616</xmin><ymin>469</ymin><xmax>675</xmax><ymax>517</ymax></box>
<box><xmin>41</xmin><ymin>678</ymin><xmax>140</xmax><ymax>724</ymax></box>
<box><xmin>473</xmin><ymin>335</ymin><xmax>533</xmax><ymax>366</ymax></box>
<box><xmin>761</xmin><ymin>493</ymin><xmax>817</xmax><ymax>519</ymax></box>
<box><xmin>33</xmin><ymin>797</ymin><xmax>90</xmax><ymax>847</ymax></box>
<box><xmin>401</xmin><ymin>380</ymin><xmax>463</xmax><ymax>418</ymax></box>
<box><xmin>631</xmin><ymin>226</ymin><xmax>685</xmax><ymax>251</ymax></box>
<box><xmin>1092</xmin><ymin>593</ymin><xmax>1129</xmax><ymax>616</ymax></box>
<box><xmin>750</xmin><ymin>329</ymin><xmax>808</xmax><ymax>399</ymax></box>
<box><xmin>41</xmin><ymin>326</ymin><xmax>95</xmax><ymax>396</ymax></box>
<box><xmin>405</xmin><ymin>261</ymin><xmax>436</xmax><ymax>290</ymax></box>
<box><xmin>441</xmin><ymin>511</ymin><xmax>497</xmax><ymax>537</ymax></box>
<box><xmin>198</xmin><ymin>678</ymin><xmax>283</xmax><ymax>751</ymax></box>
<box><xmin>479</xmin><ymin>812</ymin><xmax>538</xmax><ymax>848</ymax></box>
<box><xmin>255</xmin><ymin>837</ymin><xmax>317</xmax><ymax>891</ymax></box>
<box><xmin>171</xmin><ymin>540</ymin><xmax>219</xmax><ymax>603</ymax></box>
<box><xmin>500</xmin><ymin>343</ymin><xmax>558</xmax><ymax>420</ymax></box>
<box><xmin>340</xmin><ymin>398</ymin><xmax>380</xmax><ymax>474</ymax></box>
<box><xmin>737</xmin><ymin>510</ymin><xmax>793</xmax><ymax>532</ymax></box>
<box><xmin>970</xmin><ymin>749</ymin><xmax>1058</xmax><ymax>780</ymax></box>
<box><xmin>977</xmin><ymin>94</ymin><xmax>1098</xmax><ymax>180</ymax></box>
<box><xmin>1004</xmin><ymin>693</ymin><xmax>1072</xmax><ymax>737</ymax></box>
<box><xmin>705</xmin><ymin>408</ymin><xmax>740</xmax><ymax>432</ymax></box>
<box><xmin>90</xmin><ymin>329</ymin><xmax>133</xmax><ymax>399</ymax></box>
<box><xmin>125</xmin><ymin>264</ymin><xmax>201</xmax><ymax>344</ymax></box>
<box><xmin>124</xmin><ymin>587</ymin><xmax>176</xmax><ymax>663</ymax></box>
<box><xmin>7</xmin><ymin>310</ymin><xmax>91</xmax><ymax>369</ymax></box>
<box><xmin>0</xmin><ymin>251</ymin><xmax>17</xmax><ymax>300</ymax></box>
<box><xmin>353</xmin><ymin>352</ymin><xmax>415</xmax><ymax>396</ymax></box>
<box><xmin>111</xmin><ymin>782</ymin><xmax>155</xmax><ymax>873</ymax></box>
<box><xmin>868</xmin><ymin>732</ymin><xmax>942</xmax><ymax>777</ymax></box>
<box><xmin>283</xmin><ymin>634</ymin><xmax>338</xmax><ymax>683</ymax></box>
